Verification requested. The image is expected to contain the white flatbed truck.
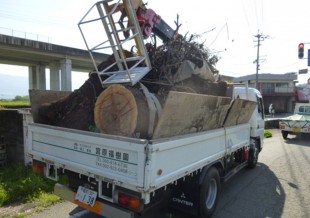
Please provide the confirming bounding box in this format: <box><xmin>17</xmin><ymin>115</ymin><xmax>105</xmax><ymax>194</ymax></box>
<box><xmin>25</xmin><ymin>87</ymin><xmax>265</xmax><ymax>218</ymax></box>
<box><xmin>279</xmin><ymin>103</ymin><xmax>310</xmax><ymax>139</ymax></box>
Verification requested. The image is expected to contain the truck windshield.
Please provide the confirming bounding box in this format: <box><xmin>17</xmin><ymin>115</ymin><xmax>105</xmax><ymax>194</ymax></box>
<box><xmin>257</xmin><ymin>96</ymin><xmax>264</xmax><ymax>119</ymax></box>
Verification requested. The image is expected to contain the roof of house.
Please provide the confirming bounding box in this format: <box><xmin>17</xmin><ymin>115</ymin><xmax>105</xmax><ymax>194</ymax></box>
<box><xmin>220</xmin><ymin>74</ymin><xmax>234</xmax><ymax>82</ymax></box>
<box><xmin>233</xmin><ymin>73</ymin><xmax>297</xmax><ymax>82</ymax></box>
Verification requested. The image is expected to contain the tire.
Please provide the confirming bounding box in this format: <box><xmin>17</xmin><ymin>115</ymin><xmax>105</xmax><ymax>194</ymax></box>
<box><xmin>281</xmin><ymin>131</ymin><xmax>288</xmax><ymax>139</ymax></box>
<box><xmin>248</xmin><ymin>139</ymin><xmax>259</xmax><ymax>169</ymax></box>
<box><xmin>198</xmin><ymin>167</ymin><xmax>220</xmax><ymax>218</ymax></box>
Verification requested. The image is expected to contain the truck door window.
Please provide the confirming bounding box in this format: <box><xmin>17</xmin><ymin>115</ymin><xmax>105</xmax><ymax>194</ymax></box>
<box><xmin>256</xmin><ymin>96</ymin><xmax>264</xmax><ymax>119</ymax></box>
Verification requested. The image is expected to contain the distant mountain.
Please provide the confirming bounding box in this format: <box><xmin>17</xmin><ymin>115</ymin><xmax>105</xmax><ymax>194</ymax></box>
<box><xmin>0</xmin><ymin>74</ymin><xmax>29</xmax><ymax>99</ymax></box>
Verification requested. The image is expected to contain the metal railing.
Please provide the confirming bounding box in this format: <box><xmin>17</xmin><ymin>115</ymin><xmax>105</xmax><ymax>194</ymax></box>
<box><xmin>0</xmin><ymin>27</ymin><xmax>51</xmax><ymax>43</ymax></box>
<box><xmin>262</xmin><ymin>87</ymin><xmax>296</xmax><ymax>94</ymax></box>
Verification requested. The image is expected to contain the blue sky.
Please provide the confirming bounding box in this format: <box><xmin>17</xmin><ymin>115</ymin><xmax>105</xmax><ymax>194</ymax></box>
<box><xmin>1</xmin><ymin>0</ymin><xmax>310</xmax><ymax>97</ymax></box>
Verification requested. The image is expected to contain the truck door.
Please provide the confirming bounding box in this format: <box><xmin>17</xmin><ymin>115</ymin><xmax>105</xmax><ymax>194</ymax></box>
<box><xmin>253</xmin><ymin>95</ymin><xmax>265</xmax><ymax>147</ymax></box>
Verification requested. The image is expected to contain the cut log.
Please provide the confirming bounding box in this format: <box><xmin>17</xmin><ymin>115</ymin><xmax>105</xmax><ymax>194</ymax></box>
<box><xmin>94</xmin><ymin>83</ymin><xmax>164</xmax><ymax>138</ymax></box>
<box><xmin>94</xmin><ymin>84</ymin><xmax>152</xmax><ymax>138</ymax></box>
<box><xmin>95</xmin><ymin>84</ymin><xmax>138</xmax><ymax>136</ymax></box>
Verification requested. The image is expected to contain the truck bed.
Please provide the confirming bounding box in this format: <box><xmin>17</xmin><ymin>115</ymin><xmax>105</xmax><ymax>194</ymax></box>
<box><xmin>27</xmin><ymin>122</ymin><xmax>250</xmax><ymax>203</ymax></box>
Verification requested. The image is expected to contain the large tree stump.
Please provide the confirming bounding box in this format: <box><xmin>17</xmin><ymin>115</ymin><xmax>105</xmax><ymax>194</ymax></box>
<box><xmin>94</xmin><ymin>84</ymin><xmax>151</xmax><ymax>138</ymax></box>
<box><xmin>95</xmin><ymin>84</ymin><xmax>138</xmax><ymax>136</ymax></box>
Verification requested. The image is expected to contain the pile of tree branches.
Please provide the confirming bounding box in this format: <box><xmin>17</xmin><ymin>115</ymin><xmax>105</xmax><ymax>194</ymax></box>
<box><xmin>142</xmin><ymin>33</ymin><xmax>226</xmax><ymax>96</ymax></box>
<box><xmin>145</xmin><ymin>33</ymin><xmax>220</xmax><ymax>83</ymax></box>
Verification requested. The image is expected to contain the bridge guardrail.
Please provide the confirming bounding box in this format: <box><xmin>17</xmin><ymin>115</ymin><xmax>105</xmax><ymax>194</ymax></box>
<box><xmin>0</xmin><ymin>27</ymin><xmax>51</xmax><ymax>43</ymax></box>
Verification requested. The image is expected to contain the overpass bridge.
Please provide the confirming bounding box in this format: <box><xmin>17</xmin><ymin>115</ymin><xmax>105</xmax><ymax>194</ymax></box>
<box><xmin>0</xmin><ymin>34</ymin><xmax>108</xmax><ymax>91</ymax></box>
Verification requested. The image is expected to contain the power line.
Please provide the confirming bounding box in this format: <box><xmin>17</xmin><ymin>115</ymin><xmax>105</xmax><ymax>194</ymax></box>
<box><xmin>208</xmin><ymin>23</ymin><xmax>229</xmax><ymax>48</ymax></box>
<box><xmin>241</xmin><ymin>0</ymin><xmax>254</xmax><ymax>36</ymax></box>
<box><xmin>254</xmin><ymin>0</ymin><xmax>259</xmax><ymax>29</ymax></box>
<box><xmin>261</xmin><ymin>0</ymin><xmax>265</xmax><ymax>29</ymax></box>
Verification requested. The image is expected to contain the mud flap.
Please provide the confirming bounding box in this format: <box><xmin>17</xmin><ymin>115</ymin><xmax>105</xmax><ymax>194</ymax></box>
<box><xmin>170</xmin><ymin>177</ymin><xmax>200</xmax><ymax>216</ymax></box>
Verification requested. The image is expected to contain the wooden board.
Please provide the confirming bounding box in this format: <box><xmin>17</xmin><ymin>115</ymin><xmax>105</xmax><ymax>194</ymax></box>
<box><xmin>223</xmin><ymin>98</ymin><xmax>257</xmax><ymax>127</ymax></box>
<box><xmin>152</xmin><ymin>91</ymin><xmax>231</xmax><ymax>139</ymax></box>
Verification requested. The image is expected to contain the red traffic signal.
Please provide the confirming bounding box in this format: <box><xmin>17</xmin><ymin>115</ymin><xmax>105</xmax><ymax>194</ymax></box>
<box><xmin>298</xmin><ymin>43</ymin><xmax>304</xmax><ymax>59</ymax></box>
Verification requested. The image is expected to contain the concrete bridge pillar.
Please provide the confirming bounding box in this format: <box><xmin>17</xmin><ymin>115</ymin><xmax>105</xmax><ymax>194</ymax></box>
<box><xmin>29</xmin><ymin>59</ymin><xmax>72</xmax><ymax>91</ymax></box>
<box><xmin>28</xmin><ymin>65</ymin><xmax>46</xmax><ymax>89</ymax></box>
<box><xmin>60</xmin><ymin>59</ymin><xmax>72</xmax><ymax>91</ymax></box>
<box><xmin>49</xmin><ymin>62</ymin><xmax>61</xmax><ymax>91</ymax></box>
<box><xmin>49</xmin><ymin>59</ymin><xmax>72</xmax><ymax>91</ymax></box>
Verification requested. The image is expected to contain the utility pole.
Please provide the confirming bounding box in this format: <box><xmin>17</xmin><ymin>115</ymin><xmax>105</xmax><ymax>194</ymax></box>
<box><xmin>254</xmin><ymin>30</ymin><xmax>269</xmax><ymax>89</ymax></box>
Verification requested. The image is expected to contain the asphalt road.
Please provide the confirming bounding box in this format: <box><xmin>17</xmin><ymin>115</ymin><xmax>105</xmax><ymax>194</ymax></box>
<box><xmin>28</xmin><ymin>129</ymin><xmax>310</xmax><ymax>218</ymax></box>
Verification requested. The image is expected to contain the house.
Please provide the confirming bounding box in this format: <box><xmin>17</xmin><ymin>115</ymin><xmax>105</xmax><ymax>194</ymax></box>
<box><xmin>233</xmin><ymin>73</ymin><xmax>298</xmax><ymax>113</ymax></box>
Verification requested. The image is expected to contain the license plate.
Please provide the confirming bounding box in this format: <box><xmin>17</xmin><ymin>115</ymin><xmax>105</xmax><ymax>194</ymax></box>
<box><xmin>75</xmin><ymin>186</ymin><xmax>97</xmax><ymax>207</ymax></box>
<box><xmin>292</xmin><ymin>127</ymin><xmax>301</xmax><ymax>133</ymax></box>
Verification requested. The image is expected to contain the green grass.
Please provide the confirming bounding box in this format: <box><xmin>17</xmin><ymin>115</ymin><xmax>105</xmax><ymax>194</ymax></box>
<box><xmin>0</xmin><ymin>96</ymin><xmax>30</xmax><ymax>109</ymax></box>
<box><xmin>0</xmin><ymin>164</ymin><xmax>62</xmax><ymax>207</ymax></box>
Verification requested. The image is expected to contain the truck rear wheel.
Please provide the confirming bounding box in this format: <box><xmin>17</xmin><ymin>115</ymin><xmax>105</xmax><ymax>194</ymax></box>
<box><xmin>281</xmin><ymin>131</ymin><xmax>288</xmax><ymax>139</ymax></box>
<box><xmin>198</xmin><ymin>167</ymin><xmax>220</xmax><ymax>218</ymax></box>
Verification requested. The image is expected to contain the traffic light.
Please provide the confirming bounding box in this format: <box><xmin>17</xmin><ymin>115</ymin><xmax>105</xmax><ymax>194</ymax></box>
<box><xmin>298</xmin><ymin>43</ymin><xmax>304</xmax><ymax>59</ymax></box>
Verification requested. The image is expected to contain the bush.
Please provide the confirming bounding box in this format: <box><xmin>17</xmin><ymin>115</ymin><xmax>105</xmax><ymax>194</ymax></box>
<box><xmin>0</xmin><ymin>185</ymin><xmax>8</xmax><ymax>206</ymax></box>
<box><xmin>264</xmin><ymin>130</ymin><xmax>272</xmax><ymax>138</ymax></box>
<box><xmin>12</xmin><ymin>95</ymin><xmax>30</xmax><ymax>102</ymax></box>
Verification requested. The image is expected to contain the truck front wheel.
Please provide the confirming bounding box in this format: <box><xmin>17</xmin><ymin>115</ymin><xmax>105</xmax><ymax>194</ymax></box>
<box><xmin>281</xmin><ymin>131</ymin><xmax>288</xmax><ymax>139</ymax></box>
<box><xmin>198</xmin><ymin>167</ymin><xmax>220</xmax><ymax>218</ymax></box>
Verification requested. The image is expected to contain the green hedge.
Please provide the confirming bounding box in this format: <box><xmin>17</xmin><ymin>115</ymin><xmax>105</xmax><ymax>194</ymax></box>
<box><xmin>0</xmin><ymin>101</ymin><xmax>30</xmax><ymax>109</ymax></box>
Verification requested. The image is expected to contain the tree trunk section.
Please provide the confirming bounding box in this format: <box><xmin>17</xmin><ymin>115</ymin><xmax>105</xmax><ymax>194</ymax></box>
<box><xmin>94</xmin><ymin>84</ymin><xmax>150</xmax><ymax>138</ymax></box>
